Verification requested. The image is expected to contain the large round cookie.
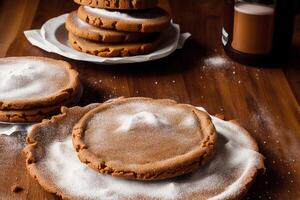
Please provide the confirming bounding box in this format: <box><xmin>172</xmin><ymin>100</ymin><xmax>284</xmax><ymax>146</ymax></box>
<box><xmin>77</xmin><ymin>6</ymin><xmax>170</xmax><ymax>32</ymax></box>
<box><xmin>24</xmin><ymin>103</ymin><xmax>265</xmax><ymax>200</ymax></box>
<box><xmin>0</xmin><ymin>57</ymin><xmax>80</xmax><ymax>110</ymax></box>
<box><xmin>72</xmin><ymin>97</ymin><xmax>217</xmax><ymax>180</ymax></box>
<box><xmin>69</xmin><ymin>32</ymin><xmax>160</xmax><ymax>57</ymax></box>
<box><xmin>66</xmin><ymin>11</ymin><xmax>156</xmax><ymax>43</ymax></box>
<box><xmin>74</xmin><ymin>0</ymin><xmax>158</xmax><ymax>10</ymax></box>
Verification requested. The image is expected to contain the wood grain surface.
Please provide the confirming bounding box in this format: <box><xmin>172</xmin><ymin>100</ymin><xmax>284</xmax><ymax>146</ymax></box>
<box><xmin>0</xmin><ymin>0</ymin><xmax>299</xmax><ymax>199</ymax></box>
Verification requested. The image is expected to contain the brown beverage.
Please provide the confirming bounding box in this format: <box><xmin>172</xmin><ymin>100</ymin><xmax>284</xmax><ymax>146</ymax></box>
<box><xmin>232</xmin><ymin>3</ymin><xmax>275</xmax><ymax>55</ymax></box>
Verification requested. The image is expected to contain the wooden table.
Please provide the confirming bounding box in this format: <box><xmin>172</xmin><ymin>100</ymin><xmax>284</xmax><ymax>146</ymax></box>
<box><xmin>0</xmin><ymin>0</ymin><xmax>299</xmax><ymax>199</ymax></box>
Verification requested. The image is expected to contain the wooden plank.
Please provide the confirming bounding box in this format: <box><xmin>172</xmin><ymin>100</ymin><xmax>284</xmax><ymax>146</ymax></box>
<box><xmin>284</xmin><ymin>15</ymin><xmax>300</xmax><ymax>103</ymax></box>
<box><xmin>0</xmin><ymin>0</ymin><xmax>39</xmax><ymax>57</ymax></box>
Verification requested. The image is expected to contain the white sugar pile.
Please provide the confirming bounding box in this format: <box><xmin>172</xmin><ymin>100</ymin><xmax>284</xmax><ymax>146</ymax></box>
<box><xmin>38</xmin><ymin>109</ymin><xmax>264</xmax><ymax>200</ymax></box>
<box><xmin>204</xmin><ymin>56</ymin><xmax>227</xmax><ymax>67</ymax></box>
<box><xmin>88</xmin><ymin>101</ymin><xmax>198</xmax><ymax>133</ymax></box>
<box><xmin>116</xmin><ymin>111</ymin><xmax>170</xmax><ymax>132</ymax></box>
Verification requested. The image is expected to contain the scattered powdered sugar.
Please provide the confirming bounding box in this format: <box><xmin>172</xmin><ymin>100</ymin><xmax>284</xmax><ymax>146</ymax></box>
<box><xmin>84</xmin><ymin>6</ymin><xmax>164</xmax><ymax>22</ymax></box>
<box><xmin>0</xmin><ymin>58</ymin><xmax>68</xmax><ymax>101</ymax></box>
<box><xmin>0</xmin><ymin>133</ymin><xmax>26</xmax><ymax>199</ymax></box>
<box><xmin>0</xmin><ymin>133</ymin><xmax>25</xmax><ymax>170</ymax></box>
<box><xmin>204</xmin><ymin>56</ymin><xmax>227</xmax><ymax>67</ymax></box>
<box><xmin>38</xmin><ymin>108</ymin><xmax>264</xmax><ymax>200</ymax></box>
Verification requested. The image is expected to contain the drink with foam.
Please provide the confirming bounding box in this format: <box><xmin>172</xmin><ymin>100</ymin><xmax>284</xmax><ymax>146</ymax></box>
<box><xmin>232</xmin><ymin>3</ymin><xmax>274</xmax><ymax>54</ymax></box>
<box><xmin>222</xmin><ymin>0</ymin><xmax>298</xmax><ymax>65</ymax></box>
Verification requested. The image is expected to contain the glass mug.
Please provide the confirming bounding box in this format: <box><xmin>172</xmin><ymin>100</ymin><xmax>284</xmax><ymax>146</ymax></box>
<box><xmin>222</xmin><ymin>0</ymin><xmax>300</xmax><ymax>66</ymax></box>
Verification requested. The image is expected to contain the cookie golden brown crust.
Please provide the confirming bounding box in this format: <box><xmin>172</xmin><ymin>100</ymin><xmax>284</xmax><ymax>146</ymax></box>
<box><xmin>77</xmin><ymin>6</ymin><xmax>170</xmax><ymax>32</ymax></box>
<box><xmin>74</xmin><ymin>0</ymin><xmax>158</xmax><ymax>10</ymax></box>
<box><xmin>24</xmin><ymin>102</ymin><xmax>265</xmax><ymax>200</ymax></box>
<box><xmin>0</xmin><ymin>57</ymin><xmax>80</xmax><ymax>111</ymax></box>
<box><xmin>69</xmin><ymin>32</ymin><xmax>160</xmax><ymax>57</ymax></box>
<box><xmin>66</xmin><ymin>11</ymin><xmax>157</xmax><ymax>43</ymax></box>
<box><xmin>0</xmin><ymin>85</ymin><xmax>82</xmax><ymax>123</ymax></box>
<box><xmin>72</xmin><ymin>97</ymin><xmax>217</xmax><ymax>180</ymax></box>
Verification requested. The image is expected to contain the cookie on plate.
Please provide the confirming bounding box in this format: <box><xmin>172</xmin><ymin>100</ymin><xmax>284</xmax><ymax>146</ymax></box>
<box><xmin>74</xmin><ymin>0</ymin><xmax>158</xmax><ymax>10</ymax></box>
<box><xmin>0</xmin><ymin>85</ymin><xmax>82</xmax><ymax>123</ymax></box>
<box><xmin>0</xmin><ymin>56</ymin><xmax>82</xmax><ymax>123</ymax></box>
<box><xmin>72</xmin><ymin>97</ymin><xmax>217</xmax><ymax>180</ymax></box>
<box><xmin>66</xmin><ymin>11</ymin><xmax>156</xmax><ymax>43</ymax></box>
<box><xmin>0</xmin><ymin>57</ymin><xmax>80</xmax><ymax>110</ymax></box>
<box><xmin>68</xmin><ymin>32</ymin><xmax>160</xmax><ymax>57</ymax></box>
<box><xmin>24</xmin><ymin>101</ymin><xmax>264</xmax><ymax>200</ymax></box>
<box><xmin>77</xmin><ymin>6</ymin><xmax>170</xmax><ymax>32</ymax></box>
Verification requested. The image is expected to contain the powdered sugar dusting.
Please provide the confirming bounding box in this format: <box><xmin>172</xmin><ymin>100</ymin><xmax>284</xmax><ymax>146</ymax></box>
<box><xmin>204</xmin><ymin>56</ymin><xmax>227</xmax><ymax>67</ymax></box>
<box><xmin>88</xmin><ymin>101</ymin><xmax>196</xmax><ymax>131</ymax></box>
<box><xmin>0</xmin><ymin>58</ymin><xmax>68</xmax><ymax>101</ymax></box>
<box><xmin>84</xmin><ymin>6</ymin><xmax>165</xmax><ymax>22</ymax></box>
<box><xmin>42</xmin><ymin>138</ymin><xmax>179</xmax><ymax>200</ymax></box>
<box><xmin>0</xmin><ymin>134</ymin><xmax>25</xmax><ymax>176</ymax></box>
<box><xmin>38</xmin><ymin>107</ymin><xmax>264</xmax><ymax>200</ymax></box>
<box><xmin>85</xmin><ymin>101</ymin><xmax>202</xmax><ymax>165</ymax></box>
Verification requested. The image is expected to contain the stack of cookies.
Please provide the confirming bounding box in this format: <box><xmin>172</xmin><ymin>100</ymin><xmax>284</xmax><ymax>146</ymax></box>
<box><xmin>0</xmin><ymin>57</ymin><xmax>81</xmax><ymax>123</ymax></box>
<box><xmin>66</xmin><ymin>0</ymin><xmax>171</xmax><ymax>57</ymax></box>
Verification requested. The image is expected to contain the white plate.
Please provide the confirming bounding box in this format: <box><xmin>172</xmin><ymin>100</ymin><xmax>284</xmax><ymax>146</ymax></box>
<box><xmin>25</xmin><ymin>14</ymin><xmax>191</xmax><ymax>65</ymax></box>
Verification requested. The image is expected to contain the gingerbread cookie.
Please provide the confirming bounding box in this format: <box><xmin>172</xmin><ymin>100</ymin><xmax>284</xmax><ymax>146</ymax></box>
<box><xmin>66</xmin><ymin>11</ymin><xmax>156</xmax><ymax>43</ymax></box>
<box><xmin>69</xmin><ymin>32</ymin><xmax>160</xmax><ymax>57</ymax></box>
<box><xmin>0</xmin><ymin>85</ymin><xmax>82</xmax><ymax>123</ymax></box>
<box><xmin>77</xmin><ymin>6</ymin><xmax>170</xmax><ymax>32</ymax></box>
<box><xmin>72</xmin><ymin>97</ymin><xmax>217</xmax><ymax>180</ymax></box>
<box><xmin>0</xmin><ymin>57</ymin><xmax>80</xmax><ymax>110</ymax></box>
<box><xmin>24</xmin><ymin>103</ymin><xmax>264</xmax><ymax>200</ymax></box>
<box><xmin>74</xmin><ymin>0</ymin><xmax>158</xmax><ymax>10</ymax></box>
